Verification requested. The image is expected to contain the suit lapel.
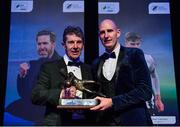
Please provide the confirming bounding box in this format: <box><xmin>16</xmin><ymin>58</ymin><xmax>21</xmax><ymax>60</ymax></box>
<box><xmin>114</xmin><ymin>46</ymin><xmax>126</xmax><ymax>86</ymax></box>
<box><xmin>115</xmin><ymin>46</ymin><xmax>126</xmax><ymax>74</ymax></box>
<box><xmin>96</xmin><ymin>55</ymin><xmax>106</xmax><ymax>80</ymax></box>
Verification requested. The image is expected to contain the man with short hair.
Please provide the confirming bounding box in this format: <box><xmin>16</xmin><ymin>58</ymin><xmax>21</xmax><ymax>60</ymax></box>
<box><xmin>91</xmin><ymin>19</ymin><xmax>153</xmax><ymax>126</ymax></box>
<box><xmin>31</xmin><ymin>26</ymin><xmax>96</xmax><ymax>126</ymax></box>
<box><xmin>5</xmin><ymin>30</ymin><xmax>61</xmax><ymax>124</ymax></box>
<box><xmin>18</xmin><ymin>30</ymin><xmax>61</xmax><ymax>98</ymax></box>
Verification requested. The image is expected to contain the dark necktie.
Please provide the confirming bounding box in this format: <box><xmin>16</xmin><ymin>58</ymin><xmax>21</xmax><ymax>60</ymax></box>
<box><xmin>104</xmin><ymin>52</ymin><xmax>116</xmax><ymax>59</ymax></box>
<box><xmin>68</xmin><ymin>61</ymin><xmax>81</xmax><ymax>67</ymax></box>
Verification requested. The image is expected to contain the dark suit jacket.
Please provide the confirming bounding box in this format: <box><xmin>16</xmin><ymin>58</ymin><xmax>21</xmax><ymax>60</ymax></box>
<box><xmin>31</xmin><ymin>58</ymin><xmax>96</xmax><ymax>126</ymax></box>
<box><xmin>93</xmin><ymin>46</ymin><xmax>153</xmax><ymax>126</ymax></box>
<box><xmin>5</xmin><ymin>51</ymin><xmax>61</xmax><ymax>124</ymax></box>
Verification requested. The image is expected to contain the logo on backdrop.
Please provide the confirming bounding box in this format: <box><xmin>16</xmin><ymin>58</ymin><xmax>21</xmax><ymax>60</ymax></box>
<box><xmin>148</xmin><ymin>2</ymin><xmax>170</xmax><ymax>14</ymax></box>
<box><xmin>11</xmin><ymin>0</ymin><xmax>33</xmax><ymax>12</ymax></box>
<box><xmin>98</xmin><ymin>2</ymin><xmax>120</xmax><ymax>14</ymax></box>
<box><xmin>63</xmin><ymin>1</ymin><xmax>84</xmax><ymax>13</ymax></box>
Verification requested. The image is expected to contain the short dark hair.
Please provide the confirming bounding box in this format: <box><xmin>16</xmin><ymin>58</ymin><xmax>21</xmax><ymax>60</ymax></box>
<box><xmin>63</xmin><ymin>26</ymin><xmax>84</xmax><ymax>43</ymax></box>
<box><xmin>36</xmin><ymin>30</ymin><xmax>56</xmax><ymax>43</ymax></box>
<box><xmin>125</xmin><ymin>32</ymin><xmax>142</xmax><ymax>42</ymax></box>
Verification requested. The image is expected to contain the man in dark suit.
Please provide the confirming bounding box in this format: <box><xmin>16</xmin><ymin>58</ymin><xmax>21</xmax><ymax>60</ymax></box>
<box><xmin>90</xmin><ymin>19</ymin><xmax>153</xmax><ymax>126</ymax></box>
<box><xmin>31</xmin><ymin>26</ymin><xmax>95</xmax><ymax>126</ymax></box>
<box><xmin>5</xmin><ymin>30</ymin><xmax>61</xmax><ymax>124</ymax></box>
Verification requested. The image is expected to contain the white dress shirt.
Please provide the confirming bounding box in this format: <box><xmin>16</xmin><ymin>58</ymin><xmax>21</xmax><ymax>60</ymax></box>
<box><xmin>63</xmin><ymin>54</ymin><xmax>82</xmax><ymax>98</ymax></box>
<box><xmin>103</xmin><ymin>44</ymin><xmax>120</xmax><ymax>81</ymax></box>
<box><xmin>64</xmin><ymin>54</ymin><xmax>82</xmax><ymax>80</ymax></box>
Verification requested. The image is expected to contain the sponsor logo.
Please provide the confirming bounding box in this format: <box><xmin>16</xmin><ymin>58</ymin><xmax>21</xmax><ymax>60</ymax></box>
<box><xmin>63</xmin><ymin>1</ymin><xmax>84</xmax><ymax>12</ymax></box>
<box><xmin>11</xmin><ymin>0</ymin><xmax>33</xmax><ymax>12</ymax></box>
<box><xmin>98</xmin><ymin>2</ymin><xmax>119</xmax><ymax>14</ymax></box>
<box><xmin>149</xmin><ymin>2</ymin><xmax>170</xmax><ymax>14</ymax></box>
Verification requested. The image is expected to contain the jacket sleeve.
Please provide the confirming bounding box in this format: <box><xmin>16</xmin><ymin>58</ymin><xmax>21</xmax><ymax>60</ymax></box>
<box><xmin>31</xmin><ymin>63</ymin><xmax>61</xmax><ymax>106</ymax></box>
<box><xmin>17</xmin><ymin>74</ymin><xmax>29</xmax><ymax>99</ymax></box>
<box><xmin>112</xmin><ymin>49</ymin><xmax>153</xmax><ymax>111</ymax></box>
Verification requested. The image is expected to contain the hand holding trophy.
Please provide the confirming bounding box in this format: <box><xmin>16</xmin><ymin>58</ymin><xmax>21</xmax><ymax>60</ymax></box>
<box><xmin>60</xmin><ymin>86</ymin><xmax>77</xmax><ymax>99</ymax></box>
<box><xmin>57</xmin><ymin>72</ymin><xmax>106</xmax><ymax>109</ymax></box>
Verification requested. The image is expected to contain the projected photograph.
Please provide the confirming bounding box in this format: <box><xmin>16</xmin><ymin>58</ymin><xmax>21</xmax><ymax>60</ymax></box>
<box><xmin>98</xmin><ymin>0</ymin><xmax>179</xmax><ymax>125</ymax></box>
<box><xmin>3</xmin><ymin>0</ymin><xmax>179</xmax><ymax>126</ymax></box>
<box><xmin>4</xmin><ymin>0</ymin><xmax>84</xmax><ymax>125</ymax></box>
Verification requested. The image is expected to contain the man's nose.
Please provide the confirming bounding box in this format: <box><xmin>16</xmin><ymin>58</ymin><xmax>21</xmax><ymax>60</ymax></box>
<box><xmin>73</xmin><ymin>43</ymin><xmax>78</xmax><ymax>48</ymax></box>
<box><xmin>104</xmin><ymin>31</ymin><xmax>109</xmax><ymax>38</ymax></box>
<box><xmin>39</xmin><ymin>44</ymin><xmax>45</xmax><ymax>49</ymax></box>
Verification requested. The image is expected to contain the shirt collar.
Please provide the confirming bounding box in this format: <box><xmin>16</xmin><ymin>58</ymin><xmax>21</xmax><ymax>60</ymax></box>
<box><xmin>63</xmin><ymin>54</ymin><xmax>80</xmax><ymax>65</ymax></box>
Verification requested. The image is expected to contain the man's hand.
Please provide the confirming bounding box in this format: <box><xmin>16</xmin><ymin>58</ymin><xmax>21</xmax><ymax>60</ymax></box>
<box><xmin>155</xmin><ymin>95</ymin><xmax>164</xmax><ymax>112</ymax></box>
<box><xmin>60</xmin><ymin>86</ymin><xmax>77</xmax><ymax>99</ymax></box>
<box><xmin>19</xmin><ymin>62</ymin><xmax>30</xmax><ymax>78</ymax></box>
<box><xmin>90</xmin><ymin>96</ymin><xmax>113</xmax><ymax>111</ymax></box>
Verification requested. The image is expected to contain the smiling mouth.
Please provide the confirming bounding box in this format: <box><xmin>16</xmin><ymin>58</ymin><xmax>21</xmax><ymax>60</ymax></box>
<box><xmin>104</xmin><ymin>40</ymin><xmax>112</xmax><ymax>44</ymax></box>
<box><xmin>72</xmin><ymin>51</ymin><xmax>79</xmax><ymax>55</ymax></box>
<box><xmin>40</xmin><ymin>51</ymin><xmax>47</xmax><ymax>54</ymax></box>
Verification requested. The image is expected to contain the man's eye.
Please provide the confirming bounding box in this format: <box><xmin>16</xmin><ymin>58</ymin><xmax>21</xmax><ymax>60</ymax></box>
<box><xmin>107</xmin><ymin>29</ymin><xmax>113</xmax><ymax>32</ymax></box>
<box><xmin>43</xmin><ymin>42</ymin><xmax>48</xmax><ymax>45</ymax></box>
<box><xmin>68</xmin><ymin>41</ymin><xmax>74</xmax><ymax>44</ymax></box>
<box><xmin>99</xmin><ymin>31</ymin><xmax>105</xmax><ymax>35</ymax></box>
<box><xmin>77</xmin><ymin>41</ymin><xmax>83</xmax><ymax>44</ymax></box>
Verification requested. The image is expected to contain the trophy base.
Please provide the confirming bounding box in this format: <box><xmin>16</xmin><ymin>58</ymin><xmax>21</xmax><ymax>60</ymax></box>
<box><xmin>57</xmin><ymin>99</ymin><xmax>98</xmax><ymax>109</ymax></box>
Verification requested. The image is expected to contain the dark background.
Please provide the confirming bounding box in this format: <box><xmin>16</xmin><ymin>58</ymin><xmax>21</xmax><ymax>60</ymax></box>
<box><xmin>0</xmin><ymin>0</ymin><xmax>179</xmax><ymax>125</ymax></box>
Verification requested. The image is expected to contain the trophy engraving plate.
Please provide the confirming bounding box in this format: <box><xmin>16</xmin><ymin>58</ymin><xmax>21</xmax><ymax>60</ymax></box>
<box><xmin>57</xmin><ymin>99</ymin><xmax>99</xmax><ymax>109</ymax></box>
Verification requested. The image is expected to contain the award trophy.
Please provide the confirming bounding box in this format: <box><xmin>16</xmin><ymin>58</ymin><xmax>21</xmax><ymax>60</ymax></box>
<box><xmin>57</xmin><ymin>72</ymin><xmax>106</xmax><ymax>109</ymax></box>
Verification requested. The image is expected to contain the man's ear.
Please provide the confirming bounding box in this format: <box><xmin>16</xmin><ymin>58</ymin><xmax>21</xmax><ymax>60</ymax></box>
<box><xmin>117</xmin><ymin>29</ymin><xmax>121</xmax><ymax>38</ymax></box>
<box><xmin>50</xmin><ymin>41</ymin><xmax>56</xmax><ymax>50</ymax></box>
